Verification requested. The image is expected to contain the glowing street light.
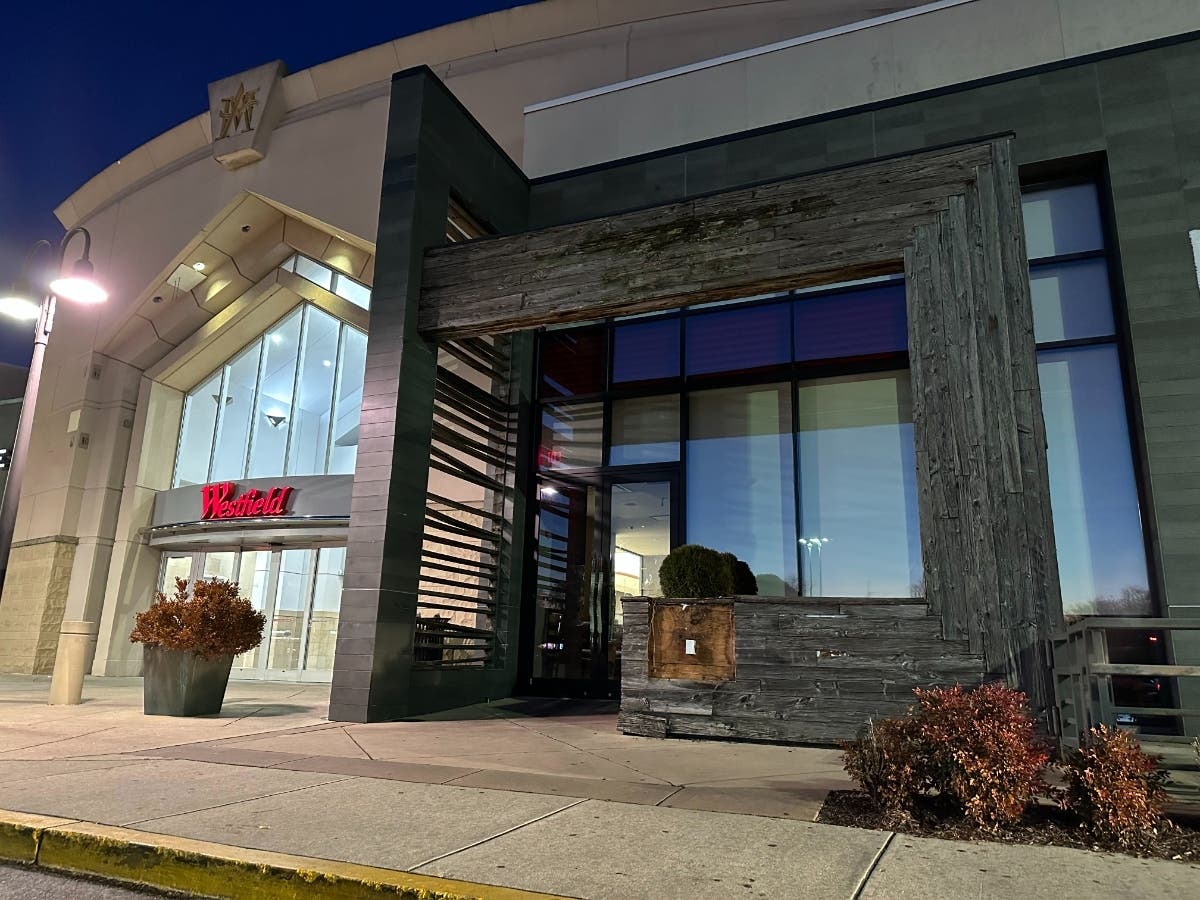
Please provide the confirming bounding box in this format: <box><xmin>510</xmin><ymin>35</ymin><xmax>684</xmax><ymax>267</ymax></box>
<box><xmin>0</xmin><ymin>227</ymin><xmax>107</xmax><ymax>587</ymax></box>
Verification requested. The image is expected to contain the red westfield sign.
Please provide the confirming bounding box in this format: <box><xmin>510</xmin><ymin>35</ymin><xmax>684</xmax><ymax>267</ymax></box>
<box><xmin>200</xmin><ymin>482</ymin><xmax>294</xmax><ymax>521</ymax></box>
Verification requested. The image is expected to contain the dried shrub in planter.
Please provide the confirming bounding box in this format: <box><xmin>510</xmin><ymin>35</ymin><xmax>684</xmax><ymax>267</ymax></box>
<box><xmin>914</xmin><ymin>683</ymin><xmax>1051</xmax><ymax>829</ymax></box>
<box><xmin>1063</xmin><ymin>725</ymin><xmax>1168</xmax><ymax>850</ymax></box>
<box><xmin>130</xmin><ymin>577</ymin><xmax>265</xmax><ymax>660</ymax></box>
<box><xmin>841</xmin><ymin>716</ymin><xmax>928</xmax><ymax>822</ymax></box>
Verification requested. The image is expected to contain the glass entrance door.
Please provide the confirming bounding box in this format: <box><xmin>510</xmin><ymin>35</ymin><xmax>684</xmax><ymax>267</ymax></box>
<box><xmin>156</xmin><ymin>546</ymin><xmax>343</xmax><ymax>681</ymax></box>
<box><xmin>527</xmin><ymin>471</ymin><xmax>676</xmax><ymax>696</ymax></box>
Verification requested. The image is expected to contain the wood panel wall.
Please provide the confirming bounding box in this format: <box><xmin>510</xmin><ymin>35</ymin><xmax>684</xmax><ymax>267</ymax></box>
<box><xmin>419</xmin><ymin>137</ymin><xmax>1063</xmax><ymax>715</ymax></box>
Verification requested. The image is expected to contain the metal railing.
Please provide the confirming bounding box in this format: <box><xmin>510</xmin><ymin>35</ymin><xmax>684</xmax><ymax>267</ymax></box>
<box><xmin>1049</xmin><ymin>617</ymin><xmax>1200</xmax><ymax>749</ymax></box>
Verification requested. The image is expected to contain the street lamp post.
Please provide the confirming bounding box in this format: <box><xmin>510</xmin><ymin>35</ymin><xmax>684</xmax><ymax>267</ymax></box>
<box><xmin>0</xmin><ymin>227</ymin><xmax>107</xmax><ymax>589</ymax></box>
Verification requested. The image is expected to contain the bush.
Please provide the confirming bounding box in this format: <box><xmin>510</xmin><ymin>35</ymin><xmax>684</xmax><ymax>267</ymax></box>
<box><xmin>659</xmin><ymin>545</ymin><xmax>734</xmax><ymax>598</ymax></box>
<box><xmin>841</xmin><ymin>716</ymin><xmax>928</xmax><ymax>822</ymax></box>
<box><xmin>841</xmin><ymin>683</ymin><xmax>1050</xmax><ymax>830</ymax></box>
<box><xmin>130</xmin><ymin>577</ymin><xmax>265</xmax><ymax>660</ymax></box>
<box><xmin>1062</xmin><ymin>725</ymin><xmax>1167</xmax><ymax>849</ymax></box>
<box><xmin>913</xmin><ymin>683</ymin><xmax>1051</xmax><ymax>829</ymax></box>
<box><xmin>721</xmin><ymin>552</ymin><xmax>759</xmax><ymax>595</ymax></box>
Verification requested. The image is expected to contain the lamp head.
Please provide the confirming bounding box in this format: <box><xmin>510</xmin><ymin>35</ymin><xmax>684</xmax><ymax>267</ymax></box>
<box><xmin>50</xmin><ymin>256</ymin><xmax>107</xmax><ymax>305</ymax></box>
<box><xmin>0</xmin><ymin>278</ymin><xmax>41</xmax><ymax>321</ymax></box>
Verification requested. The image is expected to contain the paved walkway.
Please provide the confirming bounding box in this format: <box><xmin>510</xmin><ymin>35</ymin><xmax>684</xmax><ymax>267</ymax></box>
<box><xmin>0</xmin><ymin>674</ymin><xmax>1195</xmax><ymax>899</ymax></box>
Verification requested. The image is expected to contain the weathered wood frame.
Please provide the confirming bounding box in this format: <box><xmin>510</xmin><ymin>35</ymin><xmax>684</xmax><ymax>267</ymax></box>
<box><xmin>418</xmin><ymin>137</ymin><xmax>1063</xmax><ymax>712</ymax></box>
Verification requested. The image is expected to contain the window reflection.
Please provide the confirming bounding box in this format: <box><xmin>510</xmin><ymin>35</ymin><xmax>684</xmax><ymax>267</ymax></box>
<box><xmin>688</xmin><ymin>384</ymin><xmax>798</xmax><ymax>595</ymax></box>
<box><xmin>1038</xmin><ymin>346</ymin><xmax>1150</xmax><ymax>616</ymax></box>
<box><xmin>1022</xmin><ymin>183</ymin><xmax>1105</xmax><ymax>260</ymax></box>
<box><xmin>610</xmin><ymin>395</ymin><xmax>679</xmax><ymax>465</ymax></box>
<box><xmin>794</xmin><ymin>284</ymin><xmax>908</xmax><ymax>362</ymax></box>
<box><xmin>613</xmin><ymin>319</ymin><xmax>680</xmax><ymax>385</ymax></box>
<box><xmin>540</xmin><ymin>402</ymin><xmax>604</xmax><ymax>470</ymax></box>
<box><xmin>1030</xmin><ymin>259</ymin><xmax>1115</xmax><ymax>344</ymax></box>
<box><xmin>541</xmin><ymin>327</ymin><xmax>606</xmax><ymax>398</ymax></box>
<box><xmin>796</xmin><ymin>372</ymin><xmax>921</xmax><ymax>597</ymax></box>
<box><xmin>686</xmin><ymin>304</ymin><xmax>791</xmax><ymax>377</ymax></box>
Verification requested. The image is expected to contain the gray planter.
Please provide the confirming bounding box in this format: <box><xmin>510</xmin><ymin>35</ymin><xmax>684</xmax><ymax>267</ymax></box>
<box><xmin>142</xmin><ymin>645</ymin><xmax>234</xmax><ymax>716</ymax></box>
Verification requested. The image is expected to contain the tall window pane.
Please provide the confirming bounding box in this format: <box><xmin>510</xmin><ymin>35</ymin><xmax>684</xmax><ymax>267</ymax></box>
<box><xmin>209</xmin><ymin>343</ymin><xmax>262</xmax><ymax>480</ymax></box>
<box><xmin>1022</xmin><ymin>183</ymin><xmax>1104</xmax><ymax>260</ymax></box>
<box><xmin>1030</xmin><ymin>259</ymin><xmax>1115</xmax><ymax>343</ymax></box>
<box><xmin>303</xmin><ymin>547</ymin><xmax>345</xmax><ymax>671</ymax></box>
<box><xmin>287</xmin><ymin>307</ymin><xmax>340</xmax><ymax>476</ymax></box>
<box><xmin>1039</xmin><ymin>346</ymin><xmax>1150</xmax><ymax>616</ymax></box>
<box><xmin>328</xmin><ymin>326</ymin><xmax>367</xmax><ymax>474</ymax></box>
<box><xmin>247</xmin><ymin>309</ymin><xmax>303</xmax><ymax>478</ymax></box>
<box><xmin>687</xmin><ymin>384</ymin><xmax>797</xmax><ymax>595</ymax></box>
<box><xmin>796</xmin><ymin>372</ymin><xmax>921</xmax><ymax>597</ymax></box>
<box><xmin>174</xmin><ymin>372</ymin><xmax>222</xmax><ymax>486</ymax></box>
<box><xmin>268</xmin><ymin>548</ymin><xmax>314</xmax><ymax>670</ymax></box>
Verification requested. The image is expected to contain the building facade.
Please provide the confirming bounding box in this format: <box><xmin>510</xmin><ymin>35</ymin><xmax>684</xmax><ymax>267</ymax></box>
<box><xmin>4</xmin><ymin>0</ymin><xmax>1199</xmax><ymax>739</ymax></box>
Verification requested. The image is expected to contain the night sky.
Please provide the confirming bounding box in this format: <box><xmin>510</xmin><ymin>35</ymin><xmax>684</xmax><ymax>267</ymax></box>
<box><xmin>0</xmin><ymin>0</ymin><xmax>532</xmax><ymax>368</ymax></box>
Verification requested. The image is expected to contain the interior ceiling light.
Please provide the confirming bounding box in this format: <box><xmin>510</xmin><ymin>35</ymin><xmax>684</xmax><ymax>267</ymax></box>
<box><xmin>192</xmin><ymin>262</ymin><xmax>206</xmax><ymax>271</ymax></box>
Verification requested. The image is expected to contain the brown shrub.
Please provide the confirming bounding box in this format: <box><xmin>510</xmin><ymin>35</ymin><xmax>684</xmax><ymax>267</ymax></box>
<box><xmin>130</xmin><ymin>577</ymin><xmax>265</xmax><ymax>660</ymax></box>
<box><xmin>1063</xmin><ymin>725</ymin><xmax>1168</xmax><ymax>850</ymax></box>
<box><xmin>841</xmin><ymin>716</ymin><xmax>928</xmax><ymax>822</ymax></box>
<box><xmin>913</xmin><ymin>683</ymin><xmax>1051</xmax><ymax>829</ymax></box>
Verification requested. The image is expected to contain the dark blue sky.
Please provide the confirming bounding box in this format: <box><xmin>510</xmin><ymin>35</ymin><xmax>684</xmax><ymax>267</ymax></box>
<box><xmin>0</xmin><ymin>0</ymin><xmax>531</xmax><ymax>368</ymax></box>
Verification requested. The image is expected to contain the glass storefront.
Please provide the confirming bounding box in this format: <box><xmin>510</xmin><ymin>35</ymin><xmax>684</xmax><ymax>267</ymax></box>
<box><xmin>158</xmin><ymin>546</ymin><xmax>345</xmax><ymax>680</ymax></box>
<box><xmin>525</xmin><ymin>182</ymin><xmax>1155</xmax><ymax>691</ymax></box>
<box><xmin>172</xmin><ymin>303</ymin><xmax>368</xmax><ymax>487</ymax></box>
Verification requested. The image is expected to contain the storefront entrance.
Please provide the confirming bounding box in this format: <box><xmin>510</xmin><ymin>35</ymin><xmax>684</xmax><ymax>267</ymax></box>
<box><xmin>525</xmin><ymin>468</ymin><xmax>678</xmax><ymax>697</ymax></box>
<box><xmin>158</xmin><ymin>546</ymin><xmax>345</xmax><ymax>682</ymax></box>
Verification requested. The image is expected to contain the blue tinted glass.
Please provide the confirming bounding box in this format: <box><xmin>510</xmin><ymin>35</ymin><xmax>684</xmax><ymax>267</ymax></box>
<box><xmin>1022</xmin><ymin>184</ymin><xmax>1105</xmax><ymax>260</ymax></box>
<box><xmin>687</xmin><ymin>384</ymin><xmax>798</xmax><ymax>595</ymax></box>
<box><xmin>1038</xmin><ymin>345</ymin><xmax>1150</xmax><ymax>616</ymax></box>
<box><xmin>794</xmin><ymin>284</ymin><xmax>907</xmax><ymax>362</ymax></box>
<box><xmin>609</xmin><ymin>395</ymin><xmax>679</xmax><ymax>465</ymax></box>
<box><xmin>613</xmin><ymin>319</ymin><xmax>680</xmax><ymax>384</ymax></box>
<box><xmin>686</xmin><ymin>303</ymin><xmax>791</xmax><ymax>377</ymax></box>
<box><xmin>1029</xmin><ymin>259</ymin><xmax>1115</xmax><ymax>344</ymax></box>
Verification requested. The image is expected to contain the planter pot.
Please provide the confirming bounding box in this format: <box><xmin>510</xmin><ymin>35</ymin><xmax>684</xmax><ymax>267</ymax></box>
<box><xmin>142</xmin><ymin>645</ymin><xmax>234</xmax><ymax>716</ymax></box>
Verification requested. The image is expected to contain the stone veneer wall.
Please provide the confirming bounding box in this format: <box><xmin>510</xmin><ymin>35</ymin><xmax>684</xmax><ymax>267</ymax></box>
<box><xmin>0</xmin><ymin>538</ymin><xmax>78</xmax><ymax>674</ymax></box>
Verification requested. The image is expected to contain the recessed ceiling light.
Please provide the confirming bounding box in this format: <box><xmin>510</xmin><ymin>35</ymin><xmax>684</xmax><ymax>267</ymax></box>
<box><xmin>322</xmin><ymin>360</ymin><xmax>332</xmax><ymax>367</ymax></box>
<box><xmin>192</xmin><ymin>262</ymin><xmax>206</xmax><ymax>271</ymax></box>
<box><xmin>270</xmin><ymin>334</ymin><xmax>282</xmax><ymax>344</ymax></box>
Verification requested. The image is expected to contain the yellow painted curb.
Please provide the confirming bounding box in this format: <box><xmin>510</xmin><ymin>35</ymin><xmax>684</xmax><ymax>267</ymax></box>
<box><xmin>0</xmin><ymin>809</ymin><xmax>571</xmax><ymax>900</ymax></box>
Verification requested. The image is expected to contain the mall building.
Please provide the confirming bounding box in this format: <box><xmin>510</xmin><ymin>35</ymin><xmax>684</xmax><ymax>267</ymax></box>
<box><xmin>2</xmin><ymin>0</ymin><xmax>1199</xmax><ymax>735</ymax></box>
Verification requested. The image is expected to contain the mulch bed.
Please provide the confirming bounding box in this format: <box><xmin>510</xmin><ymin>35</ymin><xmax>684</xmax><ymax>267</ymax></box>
<box><xmin>817</xmin><ymin>790</ymin><xmax>1200</xmax><ymax>862</ymax></box>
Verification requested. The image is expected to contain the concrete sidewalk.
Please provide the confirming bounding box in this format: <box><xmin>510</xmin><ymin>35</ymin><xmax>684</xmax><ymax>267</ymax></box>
<box><xmin>0</xmin><ymin>674</ymin><xmax>1194</xmax><ymax>899</ymax></box>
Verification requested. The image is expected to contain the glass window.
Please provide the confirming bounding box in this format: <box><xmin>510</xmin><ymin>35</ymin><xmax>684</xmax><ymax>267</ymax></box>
<box><xmin>540</xmin><ymin>401</ymin><xmax>603</xmax><ymax>470</ymax></box>
<box><xmin>796</xmin><ymin>372</ymin><xmax>921</xmax><ymax>597</ymax></box>
<box><xmin>610</xmin><ymin>395</ymin><xmax>679</xmax><ymax>466</ymax></box>
<box><xmin>303</xmin><ymin>547</ymin><xmax>344</xmax><ymax>671</ymax></box>
<box><xmin>794</xmin><ymin>284</ymin><xmax>908</xmax><ymax>362</ymax></box>
<box><xmin>202</xmin><ymin>551</ymin><xmax>237</xmax><ymax>581</ymax></box>
<box><xmin>613</xmin><ymin>319</ymin><xmax>680</xmax><ymax>385</ymax></box>
<box><xmin>333</xmin><ymin>274</ymin><xmax>371</xmax><ymax>310</ymax></box>
<box><xmin>247</xmin><ymin>309</ymin><xmax>303</xmax><ymax>479</ymax></box>
<box><xmin>1029</xmin><ymin>259</ymin><xmax>1116</xmax><ymax>344</ymax></box>
<box><xmin>1038</xmin><ymin>346</ymin><xmax>1150</xmax><ymax>616</ymax></box>
<box><xmin>687</xmin><ymin>384</ymin><xmax>797</xmax><ymax>595</ymax></box>
<box><xmin>611</xmin><ymin>481</ymin><xmax>671</xmax><ymax>602</ymax></box>
<box><xmin>233</xmin><ymin>551</ymin><xmax>273</xmax><ymax>669</ymax></box>
<box><xmin>160</xmin><ymin>554</ymin><xmax>192</xmax><ymax>592</ymax></box>
<box><xmin>268</xmin><ymin>549</ymin><xmax>313</xmax><ymax>670</ymax></box>
<box><xmin>328</xmin><ymin>326</ymin><xmax>367</xmax><ymax>475</ymax></box>
<box><xmin>209</xmin><ymin>343</ymin><xmax>262</xmax><ymax>481</ymax></box>
<box><xmin>294</xmin><ymin>255</ymin><xmax>333</xmax><ymax>290</ymax></box>
<box><xmin>541</xmin><ymin>328</ymin><xmax>606</xmax><ymax>398</ymax></box>
<box><xmin>173</xmin><ymin>372</ymin><xmax>221</xmax><ymax>486</ymax></box>
<box><xmin>686</xmin><ymin>303</ymin><xmax>791</xmax><ymax>377</ymax></box>
<box><xmin>286</xmin><ymin>307</ymin><xmax>340</xmax><ymax>476</ymax></box>
<box><xmin>1022</xmin><ymin>183</ymin><xmax>1105</xmax><ymax>260</ymax></box>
